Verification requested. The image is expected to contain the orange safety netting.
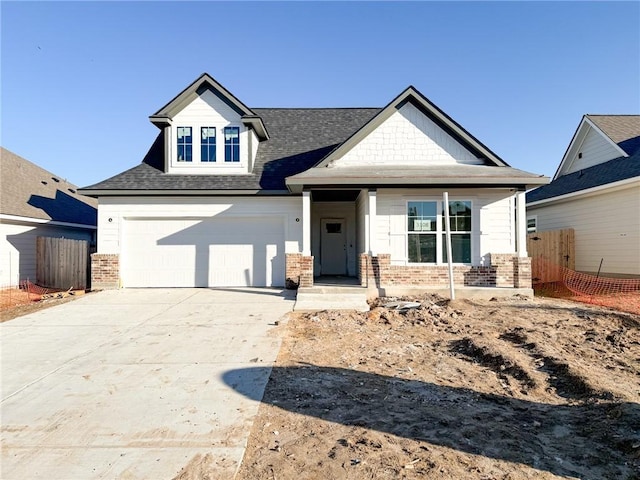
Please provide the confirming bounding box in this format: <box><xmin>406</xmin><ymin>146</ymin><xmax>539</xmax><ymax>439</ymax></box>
<box><xmin>0</xmin><ymin>280</ymin><xmax>47</xmax><ymax>310</ymax></box>
<box><xmin>532</xmin><ymin>258</ymin><xmax>640</xmax><ymax>315</ymax></box>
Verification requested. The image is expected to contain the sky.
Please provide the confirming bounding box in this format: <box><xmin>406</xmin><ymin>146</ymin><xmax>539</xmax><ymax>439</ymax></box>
<box><xmin>1</xmin><ymin>1</ymin><xmax>639</xmax><ymax>188</ymax></box>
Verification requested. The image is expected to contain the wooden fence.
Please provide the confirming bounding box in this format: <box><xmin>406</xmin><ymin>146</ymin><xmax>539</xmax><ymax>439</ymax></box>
<box><xmin>36</xmin><ymin>237</ymin><xmax>90</xmax><ymax>290</ymax></box>
<box><xmin>527</xmin><ymin>228</ymin><xmax>575</xmax><ymax>284</ymax></box>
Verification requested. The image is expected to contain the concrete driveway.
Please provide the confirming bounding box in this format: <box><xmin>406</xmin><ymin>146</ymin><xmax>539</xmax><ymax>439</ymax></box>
<box><xmin>1</xmin><ymin>288</ymin><xmax>295</xmax><ymax>479</ymax></box>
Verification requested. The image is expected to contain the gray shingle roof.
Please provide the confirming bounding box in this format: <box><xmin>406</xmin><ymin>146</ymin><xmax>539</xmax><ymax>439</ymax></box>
<box><xmin>0</xmin><ymin>147</ymin><xmax>97</xmax><ymax>225</ymax></box>
<box><xmin>527</xmin><ymin>115</ymin><xmax>640</xmax><ymax>203</ymax></box>
<box><xmin>81</xmin><ymin>108</ymin><xmax>380</xmax><ymax>192</ymax></box>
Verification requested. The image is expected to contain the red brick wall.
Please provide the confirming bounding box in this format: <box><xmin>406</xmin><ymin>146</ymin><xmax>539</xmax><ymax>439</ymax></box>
<box><xmin>287</xmin><ymin>253</ymin><xmax>315</xmax><ymax>288</ymax></box>
<box><xmin>91</xmin><ymin>254</ymin><xmax>119</xmax><ymax>290</ymax></box>
<box><xmin>359</xmin><ymin>252</ymin><xmax>531</xmax><ymax>289</ymax></box>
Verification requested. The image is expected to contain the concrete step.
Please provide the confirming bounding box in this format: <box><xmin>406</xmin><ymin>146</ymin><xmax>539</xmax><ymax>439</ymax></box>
<box><xmin>294</xmin><ymin>289</ymin><xmax>370</xmax><ymax>312</ymax></box>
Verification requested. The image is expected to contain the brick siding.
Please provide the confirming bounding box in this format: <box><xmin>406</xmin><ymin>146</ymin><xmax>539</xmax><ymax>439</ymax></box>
<box><xmin>91</xmin><ymin>254</ymin><xmax>120</xmax><ymax>290</ymax></box>
<box><xmin>359</xmin><ymin>252</ymin><xmax>531</xmax><ymax>289</ymax></box>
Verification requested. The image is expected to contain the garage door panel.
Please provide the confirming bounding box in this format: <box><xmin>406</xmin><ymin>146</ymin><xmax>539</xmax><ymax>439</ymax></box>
<box><xmin>123</xmin><ymin>217</ymin><xmax>284</xmax><ymax>288</ymax></box>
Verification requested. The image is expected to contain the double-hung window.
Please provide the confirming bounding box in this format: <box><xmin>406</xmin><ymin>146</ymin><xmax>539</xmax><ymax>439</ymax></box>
<box><xmin>177</xmin><ymin>127</ymin><xmax>192</xmax><ymax>162</ymax></box>
<box><xmin>201</xmin><ymin>127</ymin><xmax>216</xmax><ymax>162</ymax></box>
<box><xmin>407</xmin><ymin>200</ymin><xmax>472</xmax><ymax>264</ymax></box>
<box><xmin>224</xmin><ymin>126</ymin><xmax>240</xmax><ymax>162</ymax></box>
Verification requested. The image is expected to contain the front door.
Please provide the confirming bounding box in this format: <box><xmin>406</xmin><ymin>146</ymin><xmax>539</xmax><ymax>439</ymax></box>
<box><xmin>320</xmin><ymin>218</ymin><xmax>347</xmax><ymax>275</ymax></box>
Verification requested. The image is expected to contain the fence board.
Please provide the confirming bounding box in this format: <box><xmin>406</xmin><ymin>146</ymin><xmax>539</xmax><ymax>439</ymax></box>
<box><xmin>527</xmin><ymin>228</ymin><xmax>575</xmax><ymax>283</ymax></box>
<box><xmin>36</xmin><ymin>237</ymin><xmax>89</xmax><ymax>290</ymax></box>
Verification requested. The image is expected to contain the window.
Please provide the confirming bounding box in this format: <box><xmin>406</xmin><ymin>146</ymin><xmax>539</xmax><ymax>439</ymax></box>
<box><xmin>224</xmin><ymin>126</ymin><xmax>240</xmax><ymax>162</ymax></box>
<box><xmin>201</xmin><ymin>127</ymin><xmax>216</xmax><ymax>162</ymax></box>
<box><xmin>177</xmin><ymin>127</ymin><xmax>192</xmax><ymax>162</ymax></box>
<box><xmin>442</xmin><ymin>201</ymin><xmax>472</xmax><ymax>263</ymax></box>
<box><xmin>527</xmin><ymin>216</ymin><xmax>537</xmax><ymax>233</ymax></box>
<box><xmin>407</xmin><ymin>200</ymin><xmax>472</xmax><ymax>264</ymax></box>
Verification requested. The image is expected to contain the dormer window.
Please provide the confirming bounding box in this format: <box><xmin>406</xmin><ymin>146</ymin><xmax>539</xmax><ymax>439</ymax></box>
<box><xmin>224</xmin><ymin>127</ymin><xmax>240</xmax><ymax>162</ymax></box>
<box><xmin>201</xmin><ymin>127</ymin><xmax>217</xmax><ymax>162</ymax></box>
<box><xmin>177</xmin><ymin>127</ymin><xmax>192</xmax><ymax>162</ymax></box>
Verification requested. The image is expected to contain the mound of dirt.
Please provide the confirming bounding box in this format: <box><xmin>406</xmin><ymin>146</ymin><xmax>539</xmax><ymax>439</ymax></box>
<box><xmin>237</xmin><ymin>294</ymin><xmax>640</xmax><ymax>480</ymax></box>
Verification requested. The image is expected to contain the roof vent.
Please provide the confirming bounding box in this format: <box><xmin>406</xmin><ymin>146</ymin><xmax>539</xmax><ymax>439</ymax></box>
<box><xmin>578</xmin><ymin>152</ymin><xmax>583</xmax><ymax>159</ymax></box>
<box><xmin>68</xmin><ymin>188</ymin><xmax>76</xmax><ymax>194</ymax></box>
<box><xmin>41</xmin><ymin>180</ymin><xmax>48</xmax><ymax>185</ymax></box>
<box><xmin>52</xmin><ymin>177</ymin><xmax>60</xmax><ymax>183</ymax></box>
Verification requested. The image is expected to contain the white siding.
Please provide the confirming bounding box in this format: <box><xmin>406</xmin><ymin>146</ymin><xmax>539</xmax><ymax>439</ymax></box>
<box><xmin>376</xmin><ymin>188</ymin><xmax>516</xmax><ymax>266</ymax></box>
<box><xmin>561</xmin><ymin>125</ymin><xmax>622</xmax><ymax>176</ymax></box>
<box><xmin>97</xmin><ymin>196</ymin><xmax>302</xmax><ymax>256</ymax></box>
<box><xmin>167</xmin><ymin>90</ymin><xmax>250</xmax><ymax>174</ymax></box>
<box><xmin>0</xmin><ymin>221</ymin><xmax>94</xmax><ymax>286</ymax></box>
<box><xmin>332</xmin><ymin>103</ymin><xmax>481</xmax><ymax>167</ymax></box>
<box><xmin>528</xmin><ymin>184</ymin><xmax>640</xmax><ymax>276</ymax></box>
<box><xmin>311</xmin><ymin>202</ymin><xmax>357</xmax><ymax>276</ymax></box>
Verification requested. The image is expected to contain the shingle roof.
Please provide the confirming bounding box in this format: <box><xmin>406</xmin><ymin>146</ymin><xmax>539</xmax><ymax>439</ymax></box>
<box><xmin>527</xmin><ymin>115</ymin><xmax>640</xmax><ymax>203</ymax></box>
<box><xmin>81</xmin><ymin>108</ymin><xmax>380</xmax><ymax>192</ymax></box>
<box><xmin>587</xmin><ymin>115</ymin><xmax>640</xmax><ymax>154</ymax></box>
<box><xmin>0</xmin><ymin>147</ymin><xmax>97</xmax><ymax>225</ymax></box>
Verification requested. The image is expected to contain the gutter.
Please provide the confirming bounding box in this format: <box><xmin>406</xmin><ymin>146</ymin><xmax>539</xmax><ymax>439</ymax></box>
<box><xmin>0</xmin><ymin>214</ymin><xmax>97</xmax><ymax>230</ymax></box>
<box><xmin>527</xmin><ymin>176</ymin><xmax>640</xmax><ymax>207</ymax></box>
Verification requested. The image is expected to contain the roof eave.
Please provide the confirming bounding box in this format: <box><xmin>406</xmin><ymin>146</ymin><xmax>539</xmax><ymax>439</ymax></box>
<box><xmin>286</xmin><ymin>175</ymin><xmax>549</xmax><ymax>193</ymax></box>
<box><xmin>77</xmin><ymin>188</ymin><xmax>291</xmax><ymax>197</ymax></box>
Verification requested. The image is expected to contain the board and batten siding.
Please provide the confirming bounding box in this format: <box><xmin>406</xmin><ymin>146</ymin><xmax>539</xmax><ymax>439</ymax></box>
<box><xmin>167</xmin><ymin>89</ymin><xmax>250</xmax><ymax>174</ymax></box>
<box><xmin>528</xmin><ymin>184</ymin><xmax>640</xmax><ymax>276</ymax></box>
<box><xmin>333</xmin><ymin>103</ymin><xmax>482</xmax><ymax>167</ymax></box>
<box><xmin>561</xmin><ymin>125</ymin><xmax>622</xmax><ymax>176</ymax></box>
<box><xmin>97</xmin><ymin>196</ymin><xmax>303</xmax><ymax>256</ymax></box>
<box><xmin>375</xmin><ymin>188</ymin><xmax>516</xmax><ymax>266</ymax></box>
<box><xmin>0</xmin><ymin>221</ymin><xmax>94</xmax><ymax>286</ymax></box>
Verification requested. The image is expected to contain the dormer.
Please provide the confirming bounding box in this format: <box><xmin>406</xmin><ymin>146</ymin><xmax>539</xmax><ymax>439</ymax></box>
<box><xmin>149</xmin><ymin>73</ymin><xmax>269</xmax><ymax>175</ymax></box>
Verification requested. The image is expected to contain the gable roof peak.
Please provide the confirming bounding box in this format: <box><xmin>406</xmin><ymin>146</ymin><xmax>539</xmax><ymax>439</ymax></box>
<box><xmin>149</xmin><ymin>72</ymin><xmax>269</xmax><ymax>140</ymax></box>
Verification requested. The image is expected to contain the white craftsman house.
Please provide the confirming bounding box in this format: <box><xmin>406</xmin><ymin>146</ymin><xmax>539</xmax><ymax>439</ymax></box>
<box><xmin>80</xmin><ymin>73</ymin><xmax>548</xmax><ymax>293</ymax></box>
<box><xmin>527</xmin><ymin>115</ymin><xmax>640</xmax><ymax>277</ymax></box>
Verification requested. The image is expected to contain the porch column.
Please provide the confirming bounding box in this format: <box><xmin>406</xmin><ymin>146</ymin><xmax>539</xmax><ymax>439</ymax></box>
<box><xmin>302</xmin><ymin>190</ymin><xmax>311</xmax><ymax>256</ymax></box>
<box><xmin>368</xmin><ymin>189</ymin><xmax>377</xmax><ymax>255</ymax></box>
<box><xmin>516</xmin><ymin>190</ymin><xmax>527</xmax><ymax>257</ymax></box>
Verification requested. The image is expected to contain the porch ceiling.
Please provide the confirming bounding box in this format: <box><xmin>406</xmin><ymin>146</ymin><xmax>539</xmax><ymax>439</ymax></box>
<box><xmin>311</xmin><ymin>190</ymin><xmax>360</xmax><ymax>202</ymax></box>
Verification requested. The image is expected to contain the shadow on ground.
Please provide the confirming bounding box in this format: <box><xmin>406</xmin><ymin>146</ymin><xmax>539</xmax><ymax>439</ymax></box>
<box><xmin>223</xmin><ymin>364</ymin><xmax>639</xmax><ymax>478</ymax></box>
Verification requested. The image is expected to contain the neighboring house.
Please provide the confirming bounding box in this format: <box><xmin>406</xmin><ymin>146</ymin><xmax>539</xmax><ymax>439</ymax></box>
<box><xmin>527</xmin><ymin>115</ymin><xmax>640</xmax><ymax>278</ymax></box>
<box><xmin>79</xmin><ymin>73</ymin><xmax>548</xmax><ymax>292</ymax></box>
<box><xmin>0</xmin><ymin>148</ymin><xmax>97</xmax><ymax>286</ymax></box>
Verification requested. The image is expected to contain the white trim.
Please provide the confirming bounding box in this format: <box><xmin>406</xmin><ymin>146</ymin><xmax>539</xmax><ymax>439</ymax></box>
<box><xmin>554</xmin><ymin>117</ymin><xmax>628</xmax><ymax>180</ymax></box>
<box><xmin>516</xmin><ymin>191</ymin><xmax>527</xmax><ymax>257</ymax></box>
<box><xmin>302</xmin><ymin>191</ymin><xmax>311</xmax><ymax>256</ymax></box>
<box><xmin>368</xmin><ymin>190</ymin><xmax>377</xmax><ymax>255</ymax></box>
<box><xmin>0</xmin><ymin>214</ymin><xmax>96</xmax><ymax>230</ymax></box>
<box><xmin>526</xmin><ymin>215</ymin><xmax>537</xmax><ymax>234</ymax></box>
<box><xmin>527</xmin><ymin>176</ymin><xmax>640</xmax><ymax>207</ymax></box>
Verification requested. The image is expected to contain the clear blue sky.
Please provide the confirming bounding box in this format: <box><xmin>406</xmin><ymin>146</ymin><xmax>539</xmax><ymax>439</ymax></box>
<box><xmin>2</xmin><ymin>1</ymin><xmax>639</xmax><ymax>188</ymax></box>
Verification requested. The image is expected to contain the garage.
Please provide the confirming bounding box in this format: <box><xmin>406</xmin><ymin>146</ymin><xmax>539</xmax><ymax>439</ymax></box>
<box><xmin>122</xmin><ymin>217</ymin><xmax>285</xmax><ymax>287</ymax></box>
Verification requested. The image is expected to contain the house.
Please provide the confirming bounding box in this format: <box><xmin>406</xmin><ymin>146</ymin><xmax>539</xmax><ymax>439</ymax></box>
<box><xmin>79</xmin><ymin>73</ymin><xmax>548</xmax><ymax>294</ymax></box>
<box><xmin>527</xmin><ymin>115</ymin><xmax>640</xmax><ymax>278</ymax></box>
<box><xmin>0</xmin><ymin>148</ymin><xmax>97</xmax><ymax>287</ymax></box>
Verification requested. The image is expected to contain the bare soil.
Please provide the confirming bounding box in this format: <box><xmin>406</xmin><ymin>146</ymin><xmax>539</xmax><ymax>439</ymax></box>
<box><xmin>0</xmin><ymin>291</ymin><xmax>87</xmax><ymax>323</ymax></box>
<box><xmin>235</xmin><ymin>295</ymin><xmax>640</xmax><ymax>480</ymax></box>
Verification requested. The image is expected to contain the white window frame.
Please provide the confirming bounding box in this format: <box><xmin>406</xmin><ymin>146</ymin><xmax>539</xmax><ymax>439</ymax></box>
<box><xmin>406</xmin><ymin>198</ymin><xmax>473</xmax><ymax>265</ymax></box>
<box><xmin>169</xmin><ymin>123</ymin><xmax>245</xmax><ymax>170</ymax></box>
<box><xmin>527</xmin><ymin>215</ymin><xmax>537</xmax><ymax>233</ymax></box>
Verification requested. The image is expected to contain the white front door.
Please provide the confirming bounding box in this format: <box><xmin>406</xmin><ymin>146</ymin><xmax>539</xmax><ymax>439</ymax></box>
<box><xmin>320</xmin><ymin>218</ymin><xmax>347</xmax><ymax>275</ymax></box>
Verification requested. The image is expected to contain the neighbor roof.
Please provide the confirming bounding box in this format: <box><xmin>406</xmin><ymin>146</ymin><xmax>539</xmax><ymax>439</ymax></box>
<box><xmin>0</xmin><ymin>147</ymin><xmax>97</xmax><ymax>225</ymax></box>
<box><xmin>586</xmin><ymin>115</ymin><xmax>640</xmax><ymax>155</ymax></box>
<box><xmin>528</xmin><ymin>115</ymin><xmax>640</xmax><ymax>204</ymax></box>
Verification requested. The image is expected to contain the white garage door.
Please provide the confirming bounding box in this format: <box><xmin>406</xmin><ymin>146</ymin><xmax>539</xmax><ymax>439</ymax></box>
<box><xmin>123</xmin><ymin>217</ymin><xmax>285</xmax><ymax>287</ymax></box>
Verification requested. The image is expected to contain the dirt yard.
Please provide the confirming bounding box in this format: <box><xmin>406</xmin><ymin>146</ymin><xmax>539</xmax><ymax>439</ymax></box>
<box><xmin>235</xmin><ymin>294</ymin><xmax>640</xmax><ymax>480</ymax></box>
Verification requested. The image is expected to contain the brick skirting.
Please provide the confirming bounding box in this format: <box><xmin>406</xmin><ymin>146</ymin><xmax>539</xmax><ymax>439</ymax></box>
<box><xmin>359</xmin><ymin>253</ymin><xmax>531</xmax><ymax>289</ymax></box>
<box><xmin>285</xmin><ymin>253</ymin><xmax>314</xmax><ymax>288</ymax></box>
<box><xmin>91</xmin><ymin>254</ymin><xmax>120</xmax><ymax>290</ymax></box>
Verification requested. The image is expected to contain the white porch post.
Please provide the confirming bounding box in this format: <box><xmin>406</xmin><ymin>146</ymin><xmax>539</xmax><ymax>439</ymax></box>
<box><xmin>368</xmin><ymin>189</ymin><xmax>377</xmax><ymax>255</ymax></box>
<box><xmin>516</xmin><ymin>190</ymin><xmax>527</xmax><ymax>257</ymax></box>
<box><xmin>302</xmin><ymin>190</ymin><xmax>311</xmax><ymax>256</ymax></box>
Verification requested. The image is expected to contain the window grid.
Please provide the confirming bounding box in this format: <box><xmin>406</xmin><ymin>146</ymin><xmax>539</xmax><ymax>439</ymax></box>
<box><xmin>201</xmin><ymin>127</ymin><xmax>216</xmax><ymax>162</ymax></box>
<box><xmin>177</xmin><ymin>127</ymin><xmax>192</xmax><ymax>162</ymax></box>
<box><xmin>407</xmin><ymin>200</ymin><xmax>472</xmax><ymax>264</ymax></box>
<box><xmin>224</xmin><ymin>126</ymin><xmax>240</xmax><ymax>162</ymax></box>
